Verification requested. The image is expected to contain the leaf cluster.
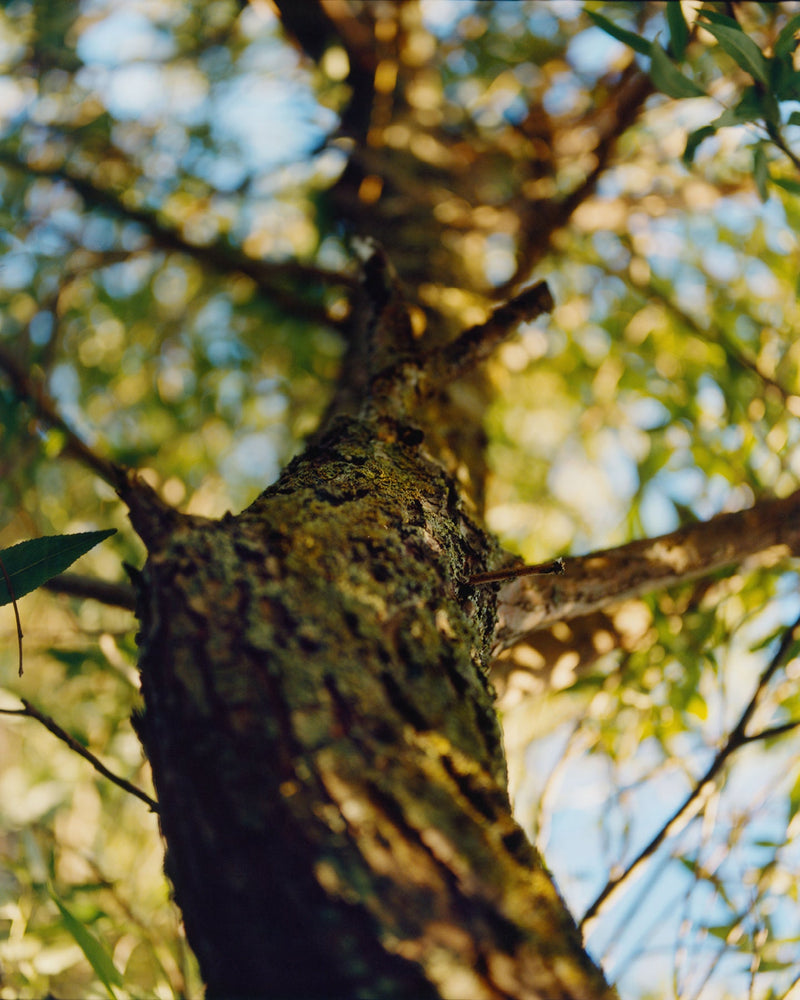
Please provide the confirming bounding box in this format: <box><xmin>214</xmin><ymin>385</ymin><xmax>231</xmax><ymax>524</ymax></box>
<box><xmin>590</xmin><ymin>3</ymin><xmax>800</xmax><ymax>198</ymax></box>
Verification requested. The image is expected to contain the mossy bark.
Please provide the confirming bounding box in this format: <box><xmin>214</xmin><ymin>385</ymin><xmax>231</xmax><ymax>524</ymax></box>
<box><xmin>132</xmin><ymin>411</ymin><xmax>613</xmax><ymax>998</ymax></box>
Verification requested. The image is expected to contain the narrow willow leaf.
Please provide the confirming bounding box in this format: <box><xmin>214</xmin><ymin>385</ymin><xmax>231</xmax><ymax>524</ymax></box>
<box><xmin>0</xmin><ymin>530</ymin><xmax>116</xmax><ymax>606</ymax></box>
<box><xmin>753</xmin><ymin>144</ymin><xmax>769</xmax><ymax>200</ymax></box>
<box><xmin>586</xmin><ymin>11</ymin><xmax>650</xmax><ymax>55</ymax></box>
<box><xmin>773</xmin><ymin>176</ymin><xmax>800</xmax><ymax>193</ymax></box>
<box><xmin>772</xmin><ymin>56</ymin><xmax>800</xmax><ymax>103</ymax></box>
<box><xmin>666</xmin><ymin>2</ymin><xmax>689</xmax><ymax>60</ymax></box>
<box><xmin>649</xmin><ymin>42</ymin><xmax>706</xmax><ymax>99</ymax></box>
<box><xmin>683</xmin><ymin>125</ymin><xmax>717</xmax><ymax>164</ymax></box>
<box><xmin>775</xmin><ymin>11</ymin><xmax>800</xmax><ymax>57</ymax></box>
<box><xmin>697</xmin><ymin>10</ymin><xmax>743</xmax><ymax>30</ymax></box>
<box><xmin>699</xmin><ymin>19</ymin><xmax>769</xmax><ymax>85</ymax></box>
<box><xmin>787</xmin><ymin>111</ymin><xmax>800</xmax><ymax>127</ymax></box>
<box><xmin>49</xmin><ymin>887</ymin><xmax>123</xmax><ymax>1000</ymax></box>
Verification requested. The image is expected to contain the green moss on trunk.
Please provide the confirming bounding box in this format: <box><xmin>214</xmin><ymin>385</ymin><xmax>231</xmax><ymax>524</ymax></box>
<box><xmin>134</xmin><ymin>415</ymin><xmax>612</xmax><ymax>999</ymax></box>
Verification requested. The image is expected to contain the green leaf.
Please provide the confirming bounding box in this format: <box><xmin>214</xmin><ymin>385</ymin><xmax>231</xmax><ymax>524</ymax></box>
<box><xmin>771</xmin><ymin>55</ymin><xmax>800</xmax><ymax>102</ymax></box>
<box><xmin>683</xmin><ymin>125</ymin><xmax>717</xmax><ymax>164</ymax></box>
<box><xmin>775</xmin><ymin>11</ymin><xmax>800</xmax><ymax>57</ymax></box>
<box><xmin>773</xmin><ymin>176</ymin><xmax>800</xmax><ymax>194</ymax></box>
<box><xmin>709</xmin><ymin>86</ymin><xmax>761</xmax><ymax>129</ymax></box>
<box><xmin>697</xmin><ymin>10</ymin><xmax>741</xmax><ymax>30</ymax></box>
<box><xmin>698</xmin><ymin>19</ymin><xmax>770</xmax><ymax>85</ymax></box>
<box><xmin>0</xmin><ymin>530</ymin><xmax>116</xmax><ymax>606</ymax></box>
<box><xmin>787</xmin><ymin>111</ymin><xmax>800</xmax><ymax>127</ymax></box>
<box><xmin>753</xmin><ymin>143</ymin><xmax>770</xmax><ymax>200</ymax></box>
<box><xmin>586</xmin><ymin>11</ymin><xmax>651</xmax><ymax>56</ymax></box>
<box><xmin>707</xmin><ymin>922</ymin><xmax>736</xmax><ymax>941</ymax></box>
<box><xmin>666</xmin><ymin>2</ymin><xmax>689</xmax><ymax>60</ymax></box>
<box><xmin>649</xmin><ymin>41</ymin><xmax>707</xmax><ymax>98</ymax></box>
<box><xmin>49</xmin><ymin>886</ymin><xmax>123</xmax><ymax>1000</ymax></box>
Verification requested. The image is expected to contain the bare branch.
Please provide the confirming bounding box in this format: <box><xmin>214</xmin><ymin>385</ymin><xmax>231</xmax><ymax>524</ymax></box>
<box><xmin>740</xmin><ymin>718</ymin><xmax>800</xmax><ymax>743</ymax></box>
<box><xmin>493</xmin><ymin>489</ymin><xmax>800</xmax><ymax>652</ymax></box>
<box><xmin>0</xmin><ymin>699</ymin><xmax>158</xmax><ymax>811</ymax></box>
<box><xmin>580</xmin><ymin>611</ymin><xmax>800</xmax><ymax>930</ymax></box>
<box><xmin>432</xmin><ymin>281</ymin><xmax>555</xmax><ymax>380</ymax></box>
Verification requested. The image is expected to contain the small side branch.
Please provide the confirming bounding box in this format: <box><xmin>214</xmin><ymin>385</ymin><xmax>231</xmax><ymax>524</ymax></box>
<box><xmin>580</xmin><ymin>612</ymin><xmax>800</xmax><ymax>930</ymax></box>
<box><xmin>44</xmin><ymin>572</ymin><xmax>136</xmax><ymax>611</ymax></box>
<box><xmin>0</xmin><ymin>699</ymin><xmax>158</xmax><ymax>812</ymax></box>
<box><xmin>433</xmin><ymin>281</ymin><xmax>554</xmax><ymax>380</ymax></box>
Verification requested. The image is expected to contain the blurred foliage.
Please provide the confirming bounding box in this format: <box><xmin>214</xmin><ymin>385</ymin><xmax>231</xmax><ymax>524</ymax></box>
<box><xmin>1</xmin><ymin>1</ymin><xmax>800</xmax><ymax>997</ymax></box>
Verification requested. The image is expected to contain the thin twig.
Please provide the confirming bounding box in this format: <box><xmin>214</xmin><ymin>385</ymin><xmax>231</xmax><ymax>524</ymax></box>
<box><xmin>580</xmin><ymin>611</ymin><xmax>800</xmax><ymax>929</ymax></box>
<box><xmin>0</xmin><ymin>699</ymin><xmax>158</xmax><ymax>812</ymax></box>
<box><xmin>740</xmin><ymin>717</ymin><xmax>800</xmax><ymax>743</ymax></box>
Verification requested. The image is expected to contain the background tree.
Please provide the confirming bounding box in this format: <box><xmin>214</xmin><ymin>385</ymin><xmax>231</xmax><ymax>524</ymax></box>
<box><xmin>1</xmin><ymin>1</ymin><xmax>800</xmax><ymax>997</ymax></box>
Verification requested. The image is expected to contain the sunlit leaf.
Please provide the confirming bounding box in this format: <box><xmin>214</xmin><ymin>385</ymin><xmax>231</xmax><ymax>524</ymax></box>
<box><xmin>753</xmin><ymin>143</ymin><xmax>770</xmax><ymax>201</ymax></box>
<box><xmin>666</xmin><ymin>2</ymin><xmax>689</xmax><ymax>61</ymax></box>
<box><xmin>0</xmin><ymin>530</ymin><xmax>116</xmax><ymax>606</ymax></box>
<box><xmin>773</xmin><ymin>176</ymin><xmax>800</xmax><ymax>194</ymax></box>
<box><xmin>774</xmin><ymin>11</ymin><xmax>800</xmax><ymax>57</ymax></box>
<box><xmin>585</xmin><ymin>11</ymin><xmax>651</xmax><ymax>55</ymax></box>
<box><xmin>649</xmin><ymin>42</ymin><xmax>706</xmax><ymax>99</ymax></box>
<box><xmin>709</xmin><ymin>86</ymin><xmax>764</xmax><ymax>130</ymax></box>
<box><xmin>698</xmin><ymin>18</ymin><xmax>770</xmax><ymax>85</ymax></box>
<box><xmin>789</xmin><ymin>772</ymin><xmax>800</xmax><ymax>820</ymax></box>
<box><xmin>49</xmin><ymin>886</ymin><xmax>123</xmax><ymax>1000</ymax></box>
<box><xmin>707</xmin><ymin>923</ymin><xmax>737</xmax><ymax>941</ymax></box>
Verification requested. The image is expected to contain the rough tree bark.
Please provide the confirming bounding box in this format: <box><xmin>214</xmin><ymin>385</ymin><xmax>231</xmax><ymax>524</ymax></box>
<box><xmin>121</xmin><ymin>262</ymin><xmax>614</xmax><ymax>998</ymax></box>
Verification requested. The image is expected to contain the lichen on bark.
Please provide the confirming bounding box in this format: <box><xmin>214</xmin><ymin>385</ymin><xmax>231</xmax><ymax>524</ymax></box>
<box><xmin>129</xmin><ymin>257</ymin><xmax>612</xmax><ymax>997</ymax></box>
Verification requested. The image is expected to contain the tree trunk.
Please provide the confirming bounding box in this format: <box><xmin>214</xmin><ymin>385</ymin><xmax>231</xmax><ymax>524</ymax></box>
<box><xmin>127</xmin><ymin>265</ymin><xmax>613</xmax><ymax>997</ymax></box>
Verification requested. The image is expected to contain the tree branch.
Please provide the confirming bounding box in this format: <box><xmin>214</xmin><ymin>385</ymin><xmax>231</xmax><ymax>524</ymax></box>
<box><xmin>0</xmin><ymin>698</ymin><xmax>157</xmax><ymax>811</ymax></box>
<box><xmin>492</xmin><ymin>489</ymin><xmax>800</xmax><ymax>652</ymax></box>
<box><xmin>501</xmin><ymin>63</ymin><xmax>655</xmax><ymax>292</ymax></box>
<box><xmin>0</xmin><ymin>343</ymin><xmax>124</xmax><ymax>489</ymax></box>
<box><xmin>430</xmin><ymin>281</ymin><xmax>555</xmax><ymax>380</ymax></box>
<box><xmin>0</xmin><ymin>342</ymin><xmax>182</xmax><ymax>547</ymax></box>
<box><xmin>580</xmin><ymin>611</ymin><xmax>800</xmax><ymax>929</ymax></box>
<box><xmin>44</xmin><ymin>572</ymin><xmax>136</xmax><ymax>611</ymax></box>
<box><xmin>0</xmin><ymin>148</ymin><xmax>356</xmax><ymax>319</ymax></box>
